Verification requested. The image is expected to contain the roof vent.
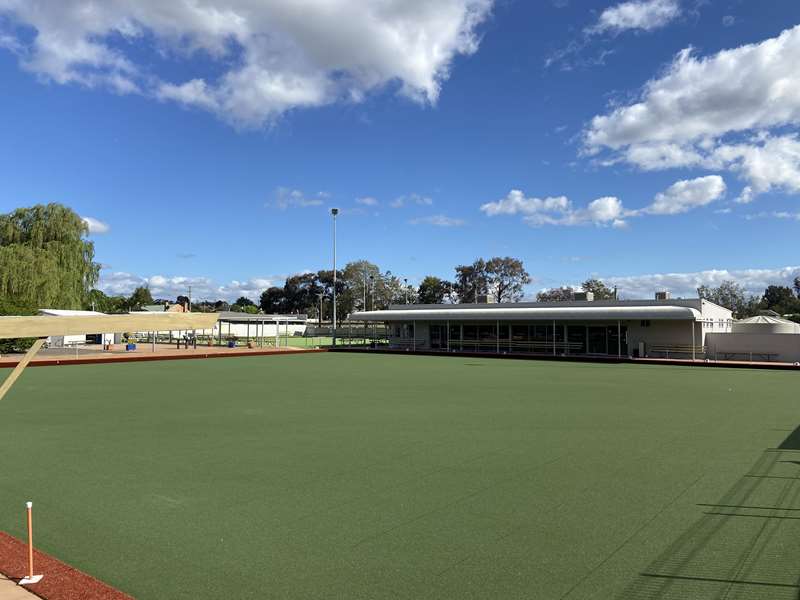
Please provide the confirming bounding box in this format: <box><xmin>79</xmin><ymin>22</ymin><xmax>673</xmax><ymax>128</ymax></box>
<box><xmin>573</xmin><ymin>291</ymin><xmax>594</xmax><ymax>302</ymax></box>
<box><xmin>655</xmin><ymin>291</ymin><xmax>671</xmax><ymax>301</ymax></box>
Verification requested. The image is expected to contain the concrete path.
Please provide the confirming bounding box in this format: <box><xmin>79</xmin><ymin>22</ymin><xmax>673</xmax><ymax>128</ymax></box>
<box><xmin>0</xmin><ymin>575</ymin><xmax>35</xmax><ymax>600</ymax></box>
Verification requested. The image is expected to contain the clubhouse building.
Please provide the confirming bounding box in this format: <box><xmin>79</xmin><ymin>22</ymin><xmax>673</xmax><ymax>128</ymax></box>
<box><xmin>349</xmin><ymin>294</ymin><xmax>736</xmax><ymax>360</ymax></box>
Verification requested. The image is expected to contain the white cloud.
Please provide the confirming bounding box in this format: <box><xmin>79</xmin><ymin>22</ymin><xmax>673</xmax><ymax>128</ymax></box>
<box><xmin>585</xmin><ymin>26</ymin><xmax>800</xmax><ymax>150</ymax></box>
<box><xmin>408</xmin><ymin>214</ymin><xmax>465</xmax><ymax>227</ymax></box>
<box><xmin>356</xmin><ymin>196</ymin><xmax>378</xmax><ymax>206</ymax></box>
<box><xmin>480</xmin><ymin>190</ymin><xmax>627</xmax><ymax>227</ymax></box>
<box><xmin>0</xmin><ymin>0</ymin><xmax>493</xmax><ymax>127</ymax></box>
<box><xmin>391</xmin><ymin>193</ymin><xmax>434</xmax><ymax>208</ymax></box>
<box><xmin>745</xmin><ymin>211</ymin><xmax>800</xmax><ymax>222</ymax></box>
<box><xmin>483</xmin><ymin>178</ymin><xmax>725</xmax><ymax>228</ymax></box>
<box><xmin>584</xmin><ymin>25</ymin><xmax>800</xmax><ymax>202</ymax></box>
<box><xmin>722</xmin><ymin>15</ymin><xmax>736</xmax><ymax>27</ymax></box>
<box><xmin>639</xmin><ymin>175</ymin><xmax>726</xmax><ymax>215</ymax></box>
<box><xmin>81</xmin><ymin>216</ymin><xmax>110</xmax><ymax>234</ymax></box>
<box><xmin>98</xmin><ymin>271</ymin><xmax>279</xmax><ymax>302</ymax></box>
<box><xmin>599</xmin><ymin>266</ymin><xmax>800</xmax><ymax>298</ymax></box>
<box><xmin>587</xmin><ymin>0</ymin><xmax>681</xmax><ymax>35</ymax></box>
<box><xmin>269</xmin><ymin>187</ymin><xmax>329</xmax><ymax>209</ymax></box>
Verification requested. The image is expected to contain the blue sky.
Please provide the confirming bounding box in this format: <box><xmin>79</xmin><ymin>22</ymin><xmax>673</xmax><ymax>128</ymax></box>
<box><xmin>1</xmin><ymin>0</ymin><xmax>799</xmax><ymax>301</ymax></box>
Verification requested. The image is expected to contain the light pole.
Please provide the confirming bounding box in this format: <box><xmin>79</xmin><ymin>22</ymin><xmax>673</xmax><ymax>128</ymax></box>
<box><xmin>369</xmin><ymin>275</ymin><xmax>375</xmax><ymax>311</ymax></box>
<box><xmin>404</xmin><ymin>278</ymin><xmax>408</xmax><ymax>304</ymax></box>
<box><xmin>363</xmin><ymin>268</ymin><xmax>368</xmax><ymax>310</ymax></box>
<box><xmin>331</xmin><ymin>208</ymin><xmax>339</xmax><ymax>346</ymax></box>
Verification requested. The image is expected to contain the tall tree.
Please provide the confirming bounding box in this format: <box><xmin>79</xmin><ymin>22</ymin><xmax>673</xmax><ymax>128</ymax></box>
<box><xmin>696</xmin><ymin>281</ymin><xmax>747</xmax><ymax>315</ymax></box>
<box><xmin>0</xmin><ymin>203</ymin><xmax>100</xmax><ymax>310</ymax></box>
<box><xmin>234</xmin><ymin>296</ymin><xmax>255</xmax><ymax>307</ymax></box>
<box><xmin>485</xmin><ymin>257</ymin><xmax>531</xmax><ymax>302</ymax></box>
<box><xmin>581</xmin><ymin>278</ymin><xmax>616</xmax><ymax>300</ymax></box>
<box><xmin>282</xmin><ymin>273</ymin><xmax>323</xmax><ymax>313</ymax></box>
<box><xmin>762</xmin><ymin>285</ymin><xmax>800</xmax><ymax>315</ymax></box>
<box><xmin>128</xmin><ymin>286</ymin><xmax>154</xmax><ymax>310</ymax></box>
<box><xmin>794</xmin><ymin>276</ymin><xmax>800</xmax><ymax>298</ymax></box>
<box><xmin>454</xmin><ymin>259</ymin><xmax>488</xmax><ymax>303</ymax></box>
<box><xmin>260</xmin><ymin>287</ymin><xmax>286</xmax><ymax>313</ymax></box>
<box><xmin>84</xmin><ymin>289</ymin><xmax>128</xmax><ymax>313</ymax></box>
<box><xmin>417</xmin><ymin>276</ymin><xmax>453</xmax><ymax>304</ymax></box>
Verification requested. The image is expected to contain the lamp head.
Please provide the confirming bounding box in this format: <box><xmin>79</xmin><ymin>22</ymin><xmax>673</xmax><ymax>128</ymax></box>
<box><xmin>331</xmin><ymin>208</ymin><xmax>339</xmax><ymax>216</ymax></box>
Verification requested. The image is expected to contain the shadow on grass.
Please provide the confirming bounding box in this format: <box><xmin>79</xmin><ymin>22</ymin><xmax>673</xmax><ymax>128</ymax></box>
<box><xmin>779</xmin><ymin>426</ymin><xmax>800</xmax><ymax>451</ymax></box>
<box><xmin>617</xmin><ymin>441</ymin><xmax>800</xmax><ymax>600</ymax></box>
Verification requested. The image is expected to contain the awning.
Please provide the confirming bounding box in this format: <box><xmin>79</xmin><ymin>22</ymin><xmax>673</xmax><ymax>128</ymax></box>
<box><xmin>348</xmin><ymin>305</ymin><xmax>701</xmax><ymax>322</ymax></box>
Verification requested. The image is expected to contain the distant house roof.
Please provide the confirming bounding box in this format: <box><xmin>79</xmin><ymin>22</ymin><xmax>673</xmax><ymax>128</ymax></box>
<box><xmin>38</xmin><ymin>309</ymin><xmax>105</xmax><ymax>317</ymax></box>
<box><xmin>140</xmin><ymin>305</ymin><xmax>166</xmax><ymax>312</ymax></box>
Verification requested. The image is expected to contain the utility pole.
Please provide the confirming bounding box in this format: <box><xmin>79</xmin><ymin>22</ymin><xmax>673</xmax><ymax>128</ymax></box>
<box><xmin>404</xmin><ymin>278</ymin><xmax>408</xmax><ymax>304</ymax></box>
<box><xmin>188</xmin><ymin>285</ymin><xmax>192</xmax><ymax>312</ymax></box>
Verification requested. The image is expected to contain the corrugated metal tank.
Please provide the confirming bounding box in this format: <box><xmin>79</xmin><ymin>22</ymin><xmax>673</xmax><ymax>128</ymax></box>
<box><xmin>731</xmin><ymin>315</ymin><xmax>800</xmax><ymax>335</ymax></box>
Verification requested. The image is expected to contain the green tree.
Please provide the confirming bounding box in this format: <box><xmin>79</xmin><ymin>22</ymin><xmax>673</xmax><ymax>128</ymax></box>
<box><xmin>696</xmin><ymin>281</ymin><xmax>750</xmax><ymax>316</ymax></box>
<box><xmin>128</xmin><ymin>286</ymin><xmax>154</xmax><ymax>310</ymax></box>
<box><xmin>0</xmin><ymin>203</ymin><xmax>100</xmax><ymax>309</ymax></box>
<box><xmin>282</xmin><ymin>273</ymin><xmax>323</xmax><ymax>313</ymax></box>
<box><xmin>536</xmin><ymin>287</ymin><xmax>574</xmax><ymax>302</ymax></box>
<box><xmin>485</xmin><ymin>257</ymin><xmax>531</xmax><ymax>302</ymax></box>
<box><xmin>417</xmin><ymin>276</ymin><xmax>453</xmax><ymax>304</ymax></box>
<box><xmin>233</xmin><ymin>296</ymin><xmax>255</xmax><ymax>307</ymax></box>
<box><xmin>454</xmin><ymin>259</ymin><xmax>488</xmax><ymax>303</ymax></box>
<box><xmin>762</xmin><ymin>285</ymin><xmax>800</xmax><ymax>315</ymax></box>
<box><xmin>581</xmin><ymin>278</ymin><xmax>616</xmax><ymax>300</ymax></box>
<box><xmin>84</xmin><ymin>288</ymin><xmax>128</xmax><ymax>313</ymax></box>
<box><xmin>260</xmin><ymin>287</ymin><xmax>286</xmax><ymax>313</ymax></box>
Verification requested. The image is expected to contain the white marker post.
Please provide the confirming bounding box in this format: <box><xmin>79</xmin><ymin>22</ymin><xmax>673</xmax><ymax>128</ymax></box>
<box><xmin>18</xmin><ymin>502</ymin><xmax>43</xmax><ymax>586</ymax></box>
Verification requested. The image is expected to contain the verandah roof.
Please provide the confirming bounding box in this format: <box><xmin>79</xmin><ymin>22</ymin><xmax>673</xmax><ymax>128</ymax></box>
<box><xmin>348</xmin><ymin>305</ymin><xmax>701</xmax><ymax>322</ymax></box>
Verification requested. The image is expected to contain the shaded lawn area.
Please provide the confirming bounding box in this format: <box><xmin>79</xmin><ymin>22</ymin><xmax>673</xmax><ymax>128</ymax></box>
<box><xmin>0</xmin><ymin>354</ymin><xmax>798</xmax><ymax>599</ymax></box>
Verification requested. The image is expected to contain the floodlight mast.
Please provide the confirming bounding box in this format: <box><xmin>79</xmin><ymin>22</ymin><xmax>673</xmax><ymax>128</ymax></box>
<box><xmin>331</xmin><ymin>207</ymin><xmax>339</xmax><ymax>346</ymax></box>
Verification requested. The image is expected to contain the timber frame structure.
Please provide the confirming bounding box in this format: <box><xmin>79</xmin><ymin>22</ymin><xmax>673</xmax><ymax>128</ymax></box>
<box><xmin>0</xmin><ymin>312</ymin><xmax>219</xmax><ymax>402</ymax></box>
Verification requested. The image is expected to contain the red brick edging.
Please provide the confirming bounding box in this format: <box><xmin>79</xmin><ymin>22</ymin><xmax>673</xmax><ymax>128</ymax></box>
<box><xmin>0</xmin><ymin>531</ymin><xmax>132</xmax><ymax>600</ymax></box>
<box><xmin>0</xmin><ymin>348</ymin><xmax>327</xmax><ymax>369</ymax></box>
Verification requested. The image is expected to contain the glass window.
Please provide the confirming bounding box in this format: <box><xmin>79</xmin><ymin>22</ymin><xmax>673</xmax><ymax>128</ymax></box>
<box><xmin>479</xmin><ymin>325</ymin><xmax>495</xmax><ymax>341</ymax></box>
<box><xmin>512</xmin><ymin>325</ymin><xmax>528</xmax><ymax>341</ymax></box>
<box><xmin>449</xmin><ymin>325</ymin><xmax>461</xmax><ymax>341</ymax></box>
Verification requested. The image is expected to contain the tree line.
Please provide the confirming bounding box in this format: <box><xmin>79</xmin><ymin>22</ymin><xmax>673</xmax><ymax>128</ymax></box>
<box><xmin>2</xmin><ymin>203</ymin><xmax>798</xmax><ymax>334</ymax></box>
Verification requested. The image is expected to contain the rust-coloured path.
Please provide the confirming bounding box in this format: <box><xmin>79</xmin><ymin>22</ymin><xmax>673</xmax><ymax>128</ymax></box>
<box><xmin>0</xmin><ymin>344</ymin><xmax>325</xmax><ymax>369</ymax></box>
<box><xmin>0</xmin><ymin>532</ymin><xmax>132</xmax><ymax>600</ymax></box>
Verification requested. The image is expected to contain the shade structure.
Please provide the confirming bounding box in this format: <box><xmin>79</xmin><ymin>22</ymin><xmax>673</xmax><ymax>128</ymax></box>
<box><xmin>0</xmin><ymin>312</ymin><xmax>220</xmax><ymax>339</ymax></box>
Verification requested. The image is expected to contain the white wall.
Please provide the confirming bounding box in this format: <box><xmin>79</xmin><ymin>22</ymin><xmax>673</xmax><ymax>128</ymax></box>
<box><xmin>626</xmin><ymin>320</ymin><xmax>698</xmax><ymax>355</ymax></box>
<box><xmin>706</xmin><ymin>332</ymin><xmax>800</xmax><ymax>363</ymax></box>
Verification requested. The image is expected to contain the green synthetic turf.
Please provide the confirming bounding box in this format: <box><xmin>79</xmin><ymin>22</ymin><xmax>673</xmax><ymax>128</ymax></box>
<box><xmin>0</xmin><ymin>354</ymin><xmax>798</xmax><ymax>599</ymax></box>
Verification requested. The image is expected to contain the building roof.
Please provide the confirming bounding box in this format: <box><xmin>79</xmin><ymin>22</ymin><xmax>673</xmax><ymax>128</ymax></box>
<box><xmin>349</xmin><ymin>304</ymin><xmax>702</xmax><ymax>322</ymax></box>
